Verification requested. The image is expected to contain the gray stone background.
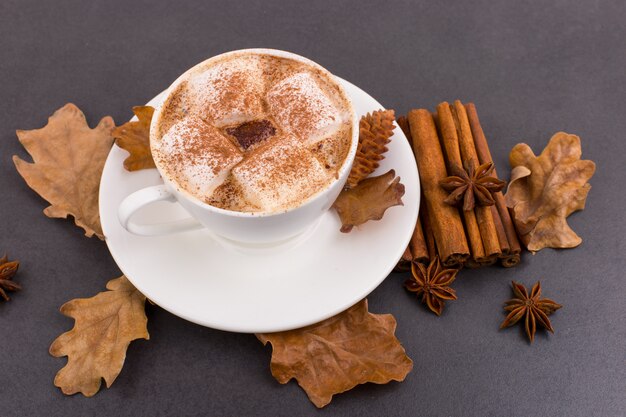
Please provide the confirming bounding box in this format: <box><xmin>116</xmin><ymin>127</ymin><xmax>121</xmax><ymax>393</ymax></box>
<box><xmin>1</xmin><ymin>0</ymin><xmax>624</xmax><ymax>416</ymax></box>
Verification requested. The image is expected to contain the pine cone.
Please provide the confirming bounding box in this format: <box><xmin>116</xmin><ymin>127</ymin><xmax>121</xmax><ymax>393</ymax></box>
<box><xmin>346</xmin><ymin>109</ymin><xmax>395</xmax><ymax>189</ymax></box>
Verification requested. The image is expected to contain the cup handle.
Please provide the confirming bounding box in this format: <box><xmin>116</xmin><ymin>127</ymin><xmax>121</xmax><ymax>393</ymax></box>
<box><xmin>118</xmin><ymin>185</ymin><xmax>203</xmax><ymax>236</ymax></box>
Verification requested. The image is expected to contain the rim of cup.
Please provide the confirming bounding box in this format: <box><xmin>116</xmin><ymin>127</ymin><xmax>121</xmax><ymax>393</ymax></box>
<box><xmin>149</xmin><ymin>48</ymin><xmax>359</xmax><ymax>218</ymax></box>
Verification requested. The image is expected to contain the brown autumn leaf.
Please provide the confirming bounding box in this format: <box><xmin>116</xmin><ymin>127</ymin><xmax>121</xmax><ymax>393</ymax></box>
<box><xmin>504</xmin><ymin>132</ymin><xmax>596</xmax><ymax>252</ymax></box>
<box><xmin>49</xmin><ymin>276</ymin><xmax>149</xmax><ymax>397</ymax></box>
<box><xmin>112</xmin><ymin>106</ymin><xmax>156</xmax><ymax>171</ymax></box>
<box><xmin>13</xmin><ymin>103</ymin><xmax>115</xmax><ymax>239</ymax></box>
<box><xmin>333</xmin><ymin>169</ymin><xmax>405</xmax><ymax>232</ymax></box>
<box><xmin>257</xmin><ymin>299</ymin><xmax>413</xmax><ymax>408</ymax></box>
<box><xmin>346</xmin><ymin>109</ymin><xmax>395</xmax><ymax>189</ymax></box>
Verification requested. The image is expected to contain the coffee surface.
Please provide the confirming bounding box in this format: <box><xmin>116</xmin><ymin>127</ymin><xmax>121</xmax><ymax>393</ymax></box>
<box><xmin>153</xmin><ymin>53</ymin><xmax>353</xmax><ymax>213</ymax></box>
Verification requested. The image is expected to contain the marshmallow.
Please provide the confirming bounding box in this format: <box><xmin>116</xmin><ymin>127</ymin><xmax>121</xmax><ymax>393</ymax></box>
<box><xmin>187</xmin><ymin>56</ymin><xmax>266</xmax><ymax>127</ymax></box>
<box><xmin>267</xmin><ymin>72</ymin><xmax>343</xmax><ymax>145</ymax></box>
<box><xmin>231</xmin><ymin>134</ymin><xmax>330</xmax><ymax>212</ymax></box>
<box><xmin>158</xmin><ymin>116</ymin><xmax>243</xmax><ymax>198</ymax></box>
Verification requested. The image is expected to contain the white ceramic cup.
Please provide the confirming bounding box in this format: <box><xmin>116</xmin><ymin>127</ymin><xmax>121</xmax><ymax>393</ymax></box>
<box><xmin>118</xmin><ymin>49</ymin><xmax>358</xmax><ymax>244</ymax></box>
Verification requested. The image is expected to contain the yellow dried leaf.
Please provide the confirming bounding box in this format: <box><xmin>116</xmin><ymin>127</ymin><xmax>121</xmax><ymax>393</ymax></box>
<box><xmin>333</xmin><ymin>169</ymin><xmax>405</xmax><ymax>232</ymax></box>
<box><xmin>13</xmin><ymin>104</ymin><xmax>115</xmax><ymax>239</ymax></box>
<box><xmin>49</xmin><ymin>276</ymin><xmax>149</xmax><ymax>397</ymax></box>
<box><xmin>504</xmin><ymin>132</ymin><xmax>596</xmax><ymax>252</ymax></box>
<box><xmin>346</xmin><ymin>109</ymin><xmax>395</xmax><ymax>188</ymax></box>
<box><xmin>257</xmin><ymin>299</ymin><xmax>413</xmax><ymax>408</ymax></box>
<box><xmin>112</xmin><ymin>106</ymin><xmax>156</xmax><ymax>171</ymax></box>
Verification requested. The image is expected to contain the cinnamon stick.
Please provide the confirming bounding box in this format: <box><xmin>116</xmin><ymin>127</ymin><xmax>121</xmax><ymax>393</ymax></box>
<box><xmin>408</xmin><ymin>109</ymin><xmax>469</xmax><ymax>266</ymax></box>
<box><xmin>396</xmin><ymin>115</ymin><xmax>411</xmax><ymax>143</ymax></box>
<box><xmin>409</xmin><ymin>217</ymin><xmax>429</xmax><ymax>264</ymax></box>
<box><xmin>501</xmin><ymin>253</ymin><xmax>521</xmax><ymax>268</ymax></box>
<box><xmin>490</xmin><ymin>204</ymin><xmax>511</xmax><ymax>255</ymax></box>
<box><xmin>395</xmin><ymin>246</ymin><xmax>413</xmax><ymax>272</ymax></box>
<box><xmin>419</xmin><ymin>201</ymin><xmax>438</xmax><ymax>261</ymax></box>
<box><xmin>450</xmin><ymin>101</ymin><xmax>502</xmax><ymax>259</ymax></box>
<box><xmin>435</xmin><ymin>103</ymin><xmax>487</xmax><ymax>263</ymax></box>
<box><xmin>398</xmin><ymin>115</ymin><xmax>430</xmax><ymax>265</ymax></box>
<box><xmin>464</xmin><ymin>103</ymin><xmax>522</xmax><ymax>267</ymax></box>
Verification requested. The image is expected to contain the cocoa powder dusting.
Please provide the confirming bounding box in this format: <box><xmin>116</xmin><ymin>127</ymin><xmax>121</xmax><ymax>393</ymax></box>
<box><xmin>153</xmin><ymin>53</ymin><xmax>353</xmax><ymax>213</ymax></box>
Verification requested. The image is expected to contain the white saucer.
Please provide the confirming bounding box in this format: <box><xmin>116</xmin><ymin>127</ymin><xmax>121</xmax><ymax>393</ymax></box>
<box><xmin>99</xmin><ymin>78</ymin><xmax>419</xmax><ymax>333</ymax></box>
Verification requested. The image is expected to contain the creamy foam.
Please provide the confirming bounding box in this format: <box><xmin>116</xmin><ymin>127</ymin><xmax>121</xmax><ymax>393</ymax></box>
<box><xmin>153</xmin><ymin>52</ymin><xmax>353</xmax><ymax>213</ymax></box>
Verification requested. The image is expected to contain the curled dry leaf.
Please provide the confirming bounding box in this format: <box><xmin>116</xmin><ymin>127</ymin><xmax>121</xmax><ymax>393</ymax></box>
<box><xmin>112</xmin><ymin>106</ymin><xmax>156</xmax><ymax>171</ymax></box>
<box><xmin>333</xmin><ymin>169</ymin><xmax>405</xmax><ymax>233</ymax></box>
<box><xmin>49</xmin><ymin>276</ymin><xmax>149</xmax><ymax>397</ymax></box>
<box><xmin>256</xmin><ymin>299</ymin><xmax>413</xmax><ymax>408</ymax></box>
<box><xmin>346</xmin><ymin>109</ymin><xmax>395</xmax><ymax>189</ymax></box>
<box><xmin>13</xmin><ymin>104</ymin><xmax>115</xmax><ymax>239</ymax></box>
<box><xmin>504</xmin><ymin>132</ymin><xmax>596</xmax><ymax>252</ymax></box>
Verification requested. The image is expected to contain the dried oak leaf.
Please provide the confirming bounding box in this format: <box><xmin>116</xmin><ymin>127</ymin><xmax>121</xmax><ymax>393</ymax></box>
<box><xmin>346</xmin><ymin>109</ymin><xmax>395</xmax><ymax>189</ymax></box>
<box><xmin>112</xmin><ymin>106</ymin><xmax>156</xmax><ymax>171</ymax></box>
<box><xmin>256</xmin><ymin>299</ymin><xmax>413</xmax><ymax>408</ymax></box>
<box><xmin>333</xmin><ymin>169</ymin><xmax>405</xmax><ymax>233</ymax></box>
<box><xmin>504</xmin><ymin>132</ymin><xmax>596</xmax><ymax>252</ymax></box>
<box><xmin>49</xmin><ymin>276</ymin><xmax>149</xmax><ymax>397</ymax></box>
<box><xmin>13</xmin><ymin>104</ymin><xmax>115</xmax><ymax>239</ymax></box>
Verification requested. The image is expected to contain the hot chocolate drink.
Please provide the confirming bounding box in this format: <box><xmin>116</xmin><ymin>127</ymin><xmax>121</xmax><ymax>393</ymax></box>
<box><xmin>152</xmin><ymin>52</ymin><xmax>353</xmax><ymax>213</ymax></box>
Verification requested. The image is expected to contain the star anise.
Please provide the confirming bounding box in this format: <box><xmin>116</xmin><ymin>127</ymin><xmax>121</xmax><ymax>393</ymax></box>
<box><xmin>440</xmin><ymin>160</ymin><xmax>506</xmax><ymax>211</ymax></box>
<box><xmin>0</xmin><ymin>254</ymin><xmax>21</xmax><ymax>301</ymax></box>
<box><xmin>500</xmin><ymin>281</ymin><xmax>562</xmax><ymax>343</ymax></box>
<box><xmin>404</xmin><ymin>256</ymin><xmax>459</xmax><ymax>316</ymax></box>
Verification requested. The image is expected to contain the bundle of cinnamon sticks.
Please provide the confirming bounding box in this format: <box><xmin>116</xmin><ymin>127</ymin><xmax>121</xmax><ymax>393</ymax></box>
<box><xmin>397</xmin><ymin>101</ymin><xmax>521</xmax><ymax>270</ymax></box>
